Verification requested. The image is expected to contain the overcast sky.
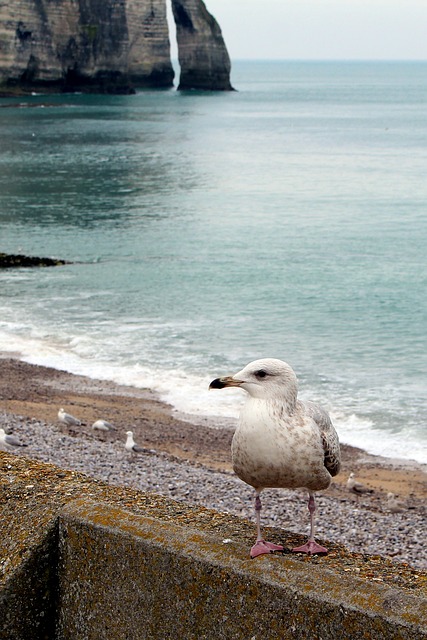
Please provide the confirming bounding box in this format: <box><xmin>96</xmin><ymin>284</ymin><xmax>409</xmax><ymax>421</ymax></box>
<box><xmin>168</xmin><ymin>1</ymin><xmax>427</xmax><ymax>61</ymax></box>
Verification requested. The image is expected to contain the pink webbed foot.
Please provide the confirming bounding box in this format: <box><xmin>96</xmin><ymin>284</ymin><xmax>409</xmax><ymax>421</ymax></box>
<box><xmin>250</xmin><ymin>540</ymin><xmax>284</xmax><ymax>558</ymax></box>
<box><xmin>292</xmin><ymin>540</ymin><xmax>328</xmax><ymax>555</ymax></box>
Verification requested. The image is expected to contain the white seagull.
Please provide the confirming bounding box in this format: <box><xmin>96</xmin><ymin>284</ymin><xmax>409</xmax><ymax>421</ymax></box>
<box><xmin>386</xmin><ymin>492</ymin><xmax>405</xmax><ymax>513</ymax></box>
<box><xmin>210</xmin><ymin>358</ymin><xmax>341</xmax><ymax>558</ymax></box>
<box><xmin>386</xmin><ymin>492</ymin><xmax>415</xmax><ymax>513</ymax></box>
<box><xmin>0</xmin><ymin>428</ymin><xmax>26</xmax><ymax>452</ymax></box>
<box><xmin>125</xmin><ymin>431</ymin><xmax>145</xmax><ymax>454</ymax></box>
<box><xmin>58</xmin><ymin>407</ymin><xmax>81</xmax><ymax>427</ymax></box>
<box><xmin>346</xmin><ymin>472</ymin><xmax>374</xmax><ymax>501</ymax></box>
<box><xmin>92</xmin><ymin>419</ymin><xmax>115</xmax><ymax>431</ymax></box>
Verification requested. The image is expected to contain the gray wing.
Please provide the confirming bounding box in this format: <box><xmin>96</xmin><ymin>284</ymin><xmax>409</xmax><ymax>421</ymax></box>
<box><xmin>132</xmin><ymin>445</ymin><xmax>146</xmax><ymax>453</ymax></box>
<box><xmin>5</xmin><ymin>434</ymin><xmax>24</xmax><ymax>447</ymax></box>
<box><xmin>92</xmin><ymin>420</ymin><xmax>113</xmax><ymax>430</ymax></box>
<box><xmin>101</xmin><ymin>421</ymin><xmax>116</xmax><ymax>430</ymax></box>
<box><xmin>304</xmin><ymin>401</ymin><xmax>341</xmax><ymax>477</ymax></box>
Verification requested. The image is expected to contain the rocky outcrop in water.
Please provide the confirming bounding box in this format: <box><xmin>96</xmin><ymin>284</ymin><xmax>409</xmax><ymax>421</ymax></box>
<box><xmin>172</xmin><ymin>0</ymin><xmax>233</xmax><ymax>90</ymax></box>
<box><xmin>0</xmin><ymin>0</ymin><xmax>232</xmax><ymax>95</ymax></box>
<box><xmin>0</xmin><ymin>0</ymin><xmax>174</xmax><ymax>94</ymax></box>
<box><xmin>0</xmin><ymin>253</ymin><xmax>70</xmax><ymax>268</ymax></box>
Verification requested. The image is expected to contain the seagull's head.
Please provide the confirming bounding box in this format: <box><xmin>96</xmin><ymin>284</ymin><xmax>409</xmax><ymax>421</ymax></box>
<box><xmin>126</xmin><ymin>431</ymin><xmax>133</xmax><ymax>437</ymax></box>
<box><xmin>209</xmin><ymin>358</ymin><xmax>298</xmax><ymax>402</ymax></box>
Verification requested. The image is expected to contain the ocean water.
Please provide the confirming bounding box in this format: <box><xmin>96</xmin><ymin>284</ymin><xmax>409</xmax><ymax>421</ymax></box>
<box><xmin>0</xmin><ymin>61</ymin><xmax>426</xmax><ymax>464</ymax></box>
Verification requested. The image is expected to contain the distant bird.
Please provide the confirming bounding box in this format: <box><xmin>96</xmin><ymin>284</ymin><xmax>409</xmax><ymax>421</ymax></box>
<box><xmin>346</xmin><ymin>472</ymin><xmax>374</xmax><ymax>501</ymax></box>
<box><xmin>125</xmin><ymin>431</ymin><xmax>145</xmax><ymax>454</ymax></box>
<box><xmin>0</xmin><ymin>428</ymin><xmax>26</xmax><ymax>452</ymax></box>
<box><xmin>92</xmin><ymin>419</ymin><xmax>115</xmax><ymax>432</ymax></box>
<box><xmin>58</xmin><ymin>407</ymin><xmax>81</xmax><ymax>427</ymax></box>
<box><xmin>209</xmin><ymin>358</ymin><xmax>341</xmax><ymax>558</ymax></box>
<box><xmin>386</xmin><ymin>492</ymin><xmax>408</xmax><ymax>513</ymax></box>
<box><xmin>386</xmin><ymin>492</ymin><xmax>403</xmax><ymax>513</ymax></box>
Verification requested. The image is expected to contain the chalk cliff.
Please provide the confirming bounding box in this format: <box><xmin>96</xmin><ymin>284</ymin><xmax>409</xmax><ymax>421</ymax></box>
<box><xmin>0</xmin><ymin>0</ymin><xmax>174</xmax><ymax>93</ymax></box>
<box><xmin>0</xmin><ymin>0</ymin><xmax>232</xmax><ymax>94</ymax></box>
<box><xmin>171</xmin><ymin>0</ymin><xmax>233</xmax><ymax>90</ymax></box>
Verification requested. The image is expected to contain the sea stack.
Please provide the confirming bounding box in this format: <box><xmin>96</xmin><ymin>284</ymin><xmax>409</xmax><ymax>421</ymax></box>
<box><xmin>0</xmin><ymin>0</ymin><xmax>232</xmax><ymax>95</ymax></box>
<box><xmin>171</xmin><ymin>0</ymin><xmax>233</xmax><ymax>91</ymax></box>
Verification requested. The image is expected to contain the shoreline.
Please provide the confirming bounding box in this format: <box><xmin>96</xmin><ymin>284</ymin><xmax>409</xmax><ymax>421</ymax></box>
<box><xmin>1</xmin><ymin>355</ymin><xmax>425</xmax><ymax>474</ymax></box>
<box><xmin>1</xmin><ymin>356</ymin><xmax>426</xmax><ymax>569</ymax></box>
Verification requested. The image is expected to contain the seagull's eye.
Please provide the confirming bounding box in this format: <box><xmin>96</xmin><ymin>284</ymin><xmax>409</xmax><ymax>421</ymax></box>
<box><xmin>255</xmin><ymin>369</ymin><xmax>268</xmax><ymax>378</ymax></box>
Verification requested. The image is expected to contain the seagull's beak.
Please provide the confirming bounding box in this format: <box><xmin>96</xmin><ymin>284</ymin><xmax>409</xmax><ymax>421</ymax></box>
<box><xmin>209</xmin><ymin>376</ymin><xmax>244</xmax><ymax>389</ymax></box>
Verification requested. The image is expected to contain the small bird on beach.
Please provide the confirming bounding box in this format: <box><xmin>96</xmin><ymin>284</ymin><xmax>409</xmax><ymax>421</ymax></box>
<box><xmin>0</xmin><ymin>428</ymin><xmax>26</xmax><ymax>452</ymax></box>
<box><xmin>346</xmin><ymin>472</ymin><xmax>374</xmax><ymax>501</ymax></box>
<box><xmin>386</xmin><ymin>492</ymin><xmax>403</xmax><ymax>513</ymax></box>
<box><xmin>125</xmin><ymin>431</ymin><xmax>145</xmax><ymax>454</ymax></box>
<box><xmin>386</xmin><ymin>492</ymin><xmax>413</xmax><ymax>513</ymax></box>
<box><xmin>92</xmin><ymin>419</ymin><xmax>115</xmax><ymax>432</ymax></box>
<box><xmin>58</xmin><ymin>408</ymin><xmax>81</xmax><ymax>427</ymax></box>
<box><xmin>209</xmin><ymin>358</ymin><xmax>341</xmax><ymax>558</ymax></box>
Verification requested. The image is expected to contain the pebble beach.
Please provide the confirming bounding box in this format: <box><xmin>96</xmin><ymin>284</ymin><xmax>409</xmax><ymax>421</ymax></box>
<box><xmin>1</xmin><ymin>358</ymin><xmax>426</xmax><ymax>570</ymax></box>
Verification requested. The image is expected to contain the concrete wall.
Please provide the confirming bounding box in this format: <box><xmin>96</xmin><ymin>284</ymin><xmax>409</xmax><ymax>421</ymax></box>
<box><xmin>1</xmin><ymin>455</ymin><xmax>426</xmax><ymax>639</ymax></box>
<box><xmin>0</xmin><ymin>524</ymin><xmax>58</xmax><ymax>640</ymax></box>
<box><xmin>56</xmin><ymin>500</ymin><xmax>427</xmax><ymax>640</ymax></box>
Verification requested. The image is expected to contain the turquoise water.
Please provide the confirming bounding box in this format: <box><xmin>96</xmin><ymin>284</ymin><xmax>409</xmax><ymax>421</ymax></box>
<box><xmin>1</xmin><ymin>61</ymin><xmax>426</xmax><ymax>462</ymax></box>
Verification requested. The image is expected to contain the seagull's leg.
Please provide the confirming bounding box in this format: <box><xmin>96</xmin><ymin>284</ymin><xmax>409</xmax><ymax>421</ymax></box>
<box><xmin>292</xmin><ymin>492</ymin><xmax>328</xmax><ymax>555</ymax></box>
<box><xmin>250</xmin><ymin>490</ymin><xmax>284</xmax><ymax>558</ymax></box>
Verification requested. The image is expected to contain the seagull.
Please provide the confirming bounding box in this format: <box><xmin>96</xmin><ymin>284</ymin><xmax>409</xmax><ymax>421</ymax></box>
<box><xmin>386</xmin><ymin>492</ymin><xmax>407</xmax><ymax>513</ymax></box>
<box><xmin>0</xmin><ymin>428</ymin><xmax>26</xmax><ymax>452</ymax></box>
<box><xmin>346</xmin><ymin>472</ymin><xmax>374</xmax><ymax>501</ymax></box>
<box><xmin>125</xmin><ymin>431</ymin><xmax>145</xmax><ymax>454</ymax></box>
<box><xmin>386</xmin><ymin>492</ymin><xmax>403</xmax><ymax>513</ymax></box>
<box><xmin>58</xmin><ymin>408</ymin><xmax>81</xmax><ymax>427</ymax></box>
<box><xmin>92</xmin><ymin>419</ymin><xmax>115</xmax><ymax>431</ymax></box>
<box><xmin>209</xmin><ymin>358</ymin><xmax>341</xmax><ymax>558</ymax></box>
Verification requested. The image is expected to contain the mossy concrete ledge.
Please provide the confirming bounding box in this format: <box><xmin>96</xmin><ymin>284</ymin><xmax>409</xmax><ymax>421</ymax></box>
<box><xmin>56</xmin><ymin>501</ymin><xmax>426</xmax><ymax>639</ymax></box>
<box><xmin>1</xmin><ymin>454</ymin><xmax>426</xmax><ymax>639</ymax></box>
<box><xmin>3</xmin><ymin>504</ymin><xmax>426</xmax><ymax>640</ymax></box>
